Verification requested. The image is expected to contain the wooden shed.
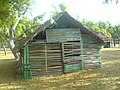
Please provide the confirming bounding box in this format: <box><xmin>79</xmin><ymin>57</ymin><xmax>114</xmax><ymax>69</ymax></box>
<box><xmin>18</xmin><ymin>12</ymin><xmax>104</xmax><ymax>78</ymax></box>
<box><xmin>113</xmin><ymin>39</ymin><xmax>120</xmax><ymax>47</ymax></box>
<box><xmin>94</xmin><ymin>32</ymin><xmax>113</xmax><ymax>48</ymax></box>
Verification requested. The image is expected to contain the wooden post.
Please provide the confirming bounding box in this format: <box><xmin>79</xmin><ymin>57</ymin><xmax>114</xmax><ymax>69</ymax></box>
<box><xmin>23</xmin><ymin>46</ymin><xmax>27</xmax><ymax>79</ymax></box>
<box><xmin>26</xmin><ymin>45</ymin><xmax>28</xmax><ymax>64</ymax></box>
<box><xmin>23</xmin><ymin>45</ymin><xmax>32</xmax><ymax>79</ymax></box>
<box><xmin>98</xmin><ymin>47</ymin><xmax>102</xmax><ymax>68</ymax></box>
<box><xmin>80</xmin><ymin>32</ymin><xmax>84</xmax><ymax>70</ymax></box>
<box><xmin>61</xmin><ymin>42</ymin><xmax>65</xmax><ymax>73</ymax></box>
<box><xmin>26</xmin><ymin>45</ymin><xmax>32</xmax><ymax>78</ymax></box>
<box><xmin>80</xmin><ymin>39</ymin><xmax>83</xmax><ymax>70</ymax></box>
<box><xmin>45</xmin><ymin>43</ymin><xmax>48</xmax><ymax>73</ymax></box>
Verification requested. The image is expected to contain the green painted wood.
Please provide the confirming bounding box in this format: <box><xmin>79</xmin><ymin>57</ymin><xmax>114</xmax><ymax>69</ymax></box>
<box><xmin>31</xmin><ymin>42</ymin><xmax>61</xmax><ymax>44</ymax></box>
<box><xmin>46</xmin><ymin>28</ymin><xmax>81</xmax><ymax>42</ymax></box>
<box><xmin>23</xmin><ymin>46</ymin><xmax>27</xmax><ymax>64</ymax></box>
<box><xmin>23</xmin><ymin>45</ymin><xmax>32</xmax><ymax>79</ymax></box>
<box><xmin>73</xmin><ymin>64</ymin><xmax>82</xmax><ymax>70</ymax></box>
<box><xmin>26</xmin><ymin>45</ymin><xmax>28</xmax><ymax>64</ymax></box>
<box><xmin>65</xmin><ymin>64</ymin><xmax>74</xmax><ymax>71</ymax></box>
<box><xmin>23</xmin><ymin>46</ymin><xmax>27</xmax><ymax>79</ymax></box>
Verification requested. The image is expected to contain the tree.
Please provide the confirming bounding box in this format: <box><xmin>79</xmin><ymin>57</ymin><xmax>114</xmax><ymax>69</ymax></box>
<box><xmin>0</xmin><ymin>0</ymin><xmax>11</xmax><ymax>54</ymax></box>
<box><xmin>111</xmin><ymin>25</ymin><xmax>120</xmax><ymax>39</ymax></box>
<box><xmin>0</xmin><ymin>0</ymin><xmax>33</xmax><ymax>60</ymax></box>
<box><xmin>15</xmin><ymin>15</ymin><xmax>43</xmax><ymax>42</ymax></box>
<box><xmin>80</xmin><ymin>19</ymin><xmax>111</xmax><ymax>36</ymax></box>
<box><xmin>0</xmin><ymin>28</ymin><xmax>8</xmax><ymax>55</ymax></box>
<box><xmin>8</xmin><ymin>0</ymin><xmax>32</xmax><ymax>60</ymax></box>
<box><xmin>80</xmin><ymin>19</ymin><xmax>120</xmax><ymax>39</ymax></box>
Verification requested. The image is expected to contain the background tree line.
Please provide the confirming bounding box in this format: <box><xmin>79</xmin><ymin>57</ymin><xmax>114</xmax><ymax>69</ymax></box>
<box><xmin>80</xmin><ymin>19</ymin><xmax>120</xmax><ymax>39</ymax></box>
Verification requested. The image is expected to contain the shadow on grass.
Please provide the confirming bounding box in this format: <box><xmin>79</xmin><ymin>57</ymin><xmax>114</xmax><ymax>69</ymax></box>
<box><xmin>0</xmin><ymin>48</ymin><xmax>120</xmax><ymax>90</ymax></box>
<box><xmin>0</xmin><ymin>58</ymin><xmax>25</xmax><ymax>89</ymax></box>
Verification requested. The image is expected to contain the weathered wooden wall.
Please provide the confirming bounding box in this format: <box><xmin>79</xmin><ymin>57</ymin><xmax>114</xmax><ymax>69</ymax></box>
<box><xmin>28</xmin><ymin>43</ymin><xmax>63</xmax><ymax>76</ymax></box>
<box><xmin>62</xmin><ymin>42</ymin><xmax>82</xmax><ymax>73</ymax></box>
<box><xmin>20</xmin><ymin>30</ymin><xmax>102</xmax><ymax>78</ymax></box>
<box><xmin>82</xmin><ymin>34</ymin><xmax>101</xmax><ymax>69</ymax></box>
<box><xmin>21</xmin><ymin>41</ymin><xmax>83</xmax><ymax>77</ymax></box>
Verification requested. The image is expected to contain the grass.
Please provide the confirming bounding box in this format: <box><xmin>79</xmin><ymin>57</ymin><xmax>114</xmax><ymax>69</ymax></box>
<box><xmin>0</xmin><ymin>48</ymin><xmax>120</xmax><ymax>90</ymax></box>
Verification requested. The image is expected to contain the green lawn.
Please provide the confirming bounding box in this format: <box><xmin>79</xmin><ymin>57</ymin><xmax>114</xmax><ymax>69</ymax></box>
<box><xmin>0</xmin><ymin>48</ymin><xmax>120</xmax><ymax>90</ymax></box>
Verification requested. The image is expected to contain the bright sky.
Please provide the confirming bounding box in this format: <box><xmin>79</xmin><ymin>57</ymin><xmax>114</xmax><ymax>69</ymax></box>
<box><xmin>29</xmin><ymin>0</ymin><xmax>120</xmax><ymax>25</ymax></box>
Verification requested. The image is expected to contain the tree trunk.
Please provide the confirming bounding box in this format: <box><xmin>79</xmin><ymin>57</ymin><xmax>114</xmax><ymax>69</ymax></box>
<box><xmin>8</xmin><ymin>16</ymin><xmax>22</xmax><ymax>60</ymax></box>
<box><xmin>8</xmin><ymin>39</ymin><xmax>19</xmax><ymax>60</ymax></box>
<box><xmin>8</xmin><ymin>26</ymin><xmax>20</xmax><ymax>60</ymax></box>
<box><xmin>1</xmin><ymin>41</ymin><xmax>7</xmax><ymax>55</ymax></box>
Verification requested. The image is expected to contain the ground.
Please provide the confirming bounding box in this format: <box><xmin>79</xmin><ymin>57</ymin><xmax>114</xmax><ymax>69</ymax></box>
<box><xmin>0</xmin><ymin>48</ymin><xmax>120</xmax><ymax>90</ymax></box>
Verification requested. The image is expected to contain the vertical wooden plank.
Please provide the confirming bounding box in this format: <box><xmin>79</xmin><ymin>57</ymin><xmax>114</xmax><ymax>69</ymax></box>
<box><xmin>23</xmin><ymin>46</ymin><xmax>27</xmax><ymax>79</ymax></box>
<box><xmin>71</xmin><ymin>42</ymin><xmax>74</xmax><ymax>70</ymax></box>
<box><xmin>26</xmin><ymin>45</ymin><xmax>29</xmax><ymax>78</ymax></box>
<box><xmin>61</xmin><ymin>42</ymin><xmax>65</xmax><ymax>73</ymax></box>
<box><xmin>45</xmin><ymin>43</ymin><xmax>48</xmax><ymax>73</ymax></box>
<box><xmin>26</xmin><ymin>45</ymin><xmax>32</xmax><ymax>78</ymax></box>
<box><xmin>98</xmin><ymin>47</ymin><xmax>101</xmax><ymax>68</ymax></box>
<box><xmin>26</xmin><ymin>45</ymin><xmax>28</xmax><ymax>64</ymax></box>
<box><xmin>46</xmin><ymin>29</ymin><xmax>48</xmax><ymax>43</ymax></box>
<box><xmin>24</xmin><ymin>46</ymin><xmax>27</xmax><ymax>64</ymax></box>
<box><xmin>81</xmin><ymin>38</ymin><xmax>84</xmax><ymax>70</ymax></box>
<box><xmin>79</xmin><ymin>31</ymin><xmax>84</xmax><ymax>70</ymax></box>
<box><xmin>23</xmin><ymin>45</ymin><xmax>32</xmax><ymax>79</ymax></box>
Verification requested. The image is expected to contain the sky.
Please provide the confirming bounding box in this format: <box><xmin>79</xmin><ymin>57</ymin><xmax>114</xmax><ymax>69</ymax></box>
<box><xmin>28</xmin><ymin>0</ymin><xmax>120</xmax><ymax>25</ymax></box>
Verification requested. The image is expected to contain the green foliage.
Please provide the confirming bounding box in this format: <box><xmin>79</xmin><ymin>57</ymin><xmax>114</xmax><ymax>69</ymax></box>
<box><xmin>0</xmin><ymin>0</ymin><xmax>32</xmax><ymax>26</ymax></box>
<box><xmin>15</xmin><ymin>16</ymin><xmax>40</xmax><ymax>41</ymax></box>
<box><xmin>80</xmin><ymin>19</ymin><xmax>120</xmax><ymax>39</ymax></box>
<box><xmin>111</xmin><ymin>25</ymin><xmax>120</xmax><ymax>39</ymax></box>
<box><xmin>0</xmin><ymin>0</ymin><xmax>35</xmax><ymax>51</ymax></box>
<box><xmin>0</xmin><ymin>0</ymin><xmax>33</xmax><ymax>36</ymax></box>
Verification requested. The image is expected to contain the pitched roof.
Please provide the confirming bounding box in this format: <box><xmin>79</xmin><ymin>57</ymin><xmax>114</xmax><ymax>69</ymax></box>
<box><xmin>17</xmin><ymin>12</ymin><xmax>104</xmax><ymax>49</ymax></box>
<box><xmin>52</xmin><ymin>12</ymin><xmax>103</xmax><ymax>38</ymax></box>
<box><xmin>94</xmin><ymin>32</ymin><xmax>112</xmax><ymax>41</ymax></box>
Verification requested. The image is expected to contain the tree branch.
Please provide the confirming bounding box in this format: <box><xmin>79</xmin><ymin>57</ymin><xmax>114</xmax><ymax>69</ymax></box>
<box><xmin>15</xmin><ymin>24</ymin><xmax>40</xmax><ymax>41</ymax></box>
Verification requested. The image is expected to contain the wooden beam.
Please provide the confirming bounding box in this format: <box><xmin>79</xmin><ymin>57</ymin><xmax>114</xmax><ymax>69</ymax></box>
<box><xmin>17</xmin><ymin>20</ymin><xmax>51</xmax><ymax>49</ymax></box>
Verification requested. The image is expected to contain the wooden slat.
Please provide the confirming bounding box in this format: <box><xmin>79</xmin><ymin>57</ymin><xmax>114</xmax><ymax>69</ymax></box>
<box><xmin>27</xmin><ymin>42</ymin><xmax>63</xmax><ymax>76</ymax></box>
